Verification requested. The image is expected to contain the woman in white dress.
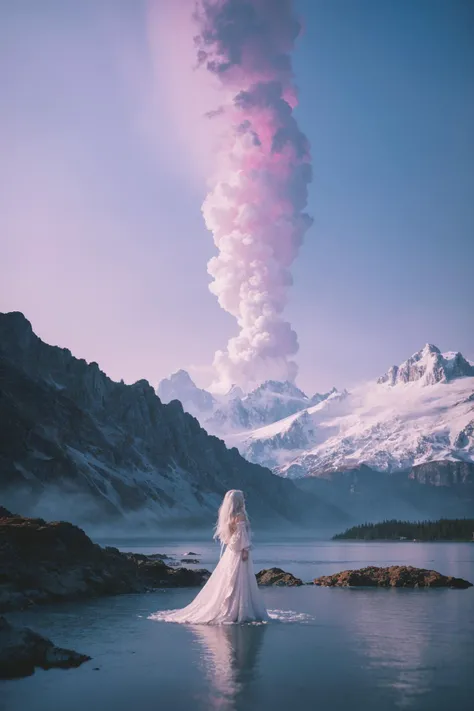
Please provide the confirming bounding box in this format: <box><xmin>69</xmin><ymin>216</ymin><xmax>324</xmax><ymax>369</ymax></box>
<box><xmin>150</xmin><ymin>490</ymin><xmax>269</xmax><ymax>624</ymax></box>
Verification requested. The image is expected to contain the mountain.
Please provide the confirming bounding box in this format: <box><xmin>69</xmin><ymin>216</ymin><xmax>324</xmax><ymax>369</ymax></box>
<box><xmin>232</xmin><ymin>345</ymin><xmax>474</xmax><ymax>479</ymax></box>
<box><xmin>207</xmin><ymin>380</ymin><xmax>311</xmax><ymax>432</ymax></box>
<box><xmin>0</xmin><ymin>312</ymin><xmax>344</xmax><ymax>534</ymax></box>
<box><xmin>155</xmin><ymin>369</ymin><xmax>339</xmax><ymax>436</ymax></box>
<box><xmin>292</xmin><ymin>463</ymin><xmax>474</xmax><ymax>523</ymax></box>
<box><xmin>157</xmin><ymin>370</ymin><xmax>216</xmax><ymax>419</ymax></box>
<box><xmin>377</xmin><ymin>343</ymin><xmax>474</xmax><ymax>386</ymax></box>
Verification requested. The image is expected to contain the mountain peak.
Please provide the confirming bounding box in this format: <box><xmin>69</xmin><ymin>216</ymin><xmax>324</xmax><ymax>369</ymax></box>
<box><xmin>310</xmin><ymin>386</ymin><xmax>338</xmax><ymax>405</ymax></box>
<box><xmin>225</xmin><ymin>384</ymin><xmax>245</xmax><ymax>400</ymax></box>
<box><xmin>168</xmin><ymin>369</ymin><xmax>196</xmax><ymax>386</ymax></box>
<box><xmin>249</xmin><ymin>380</ymin><xmax>308</xmax><ymax>400</ymax></box>
<box><xmin>0</xmin><ymin>311</ymin><xmax>34</xmax><ymax>348</ymax></box>
<box><xmin>157</xmin><ymin>370</ymin><xmax>215</xmax><ymax>416</ymax></box>
<box><xmin>378</xmin><ymin>345</ymin><xmax>474</xmax><ymax>386</ymax></box>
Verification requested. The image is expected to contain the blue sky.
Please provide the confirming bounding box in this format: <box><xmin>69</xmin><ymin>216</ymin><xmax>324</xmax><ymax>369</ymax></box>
<box><xmin>1</xmin><ymin>0</ymin><xmax>473</xmax><ymax>394</ymax></box>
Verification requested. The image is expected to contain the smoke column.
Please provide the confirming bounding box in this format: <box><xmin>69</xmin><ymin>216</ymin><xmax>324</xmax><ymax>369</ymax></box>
<box><xmin>194</xmin><ymin>0</ymin><xmax>313</xmax><ymax>391</ymax></box>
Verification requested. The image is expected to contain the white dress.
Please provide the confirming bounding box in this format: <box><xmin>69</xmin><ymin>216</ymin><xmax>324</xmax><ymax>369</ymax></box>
<box><xmin>150</xmin><ymin>520</ymin><xmax>269</xmax><ymax>624</ymax></box>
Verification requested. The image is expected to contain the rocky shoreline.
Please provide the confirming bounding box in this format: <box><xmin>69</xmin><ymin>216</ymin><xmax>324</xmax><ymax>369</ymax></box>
<box><xmin>0</xmin><ymin>509</ymin><xmax>210</xmax><ymax>614</ymax></box>
<box><xmin>2</xmin><ymin>510</ymin><xmax>471</xmax><ymax>612</ymax></box>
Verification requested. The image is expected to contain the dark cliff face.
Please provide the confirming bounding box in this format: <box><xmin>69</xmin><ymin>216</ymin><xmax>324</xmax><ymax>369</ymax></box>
<box><xmin>0</xmin><ymin>312</ymin><xmax>342</xmax><ymax>530</ymax></box>
<box><xmin>409</xmin><ymin>461</ymin><xmax>474</xmax><ymax>486</ymax></box>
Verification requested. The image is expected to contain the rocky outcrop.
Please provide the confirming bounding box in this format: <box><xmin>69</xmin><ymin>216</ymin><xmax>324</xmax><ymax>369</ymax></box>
<box><xmin>0</xmin><ymin>511</ymin><xmax>210</xmax><ymax>613</ymax></box>
<box><xmin>0</xmin><ymin>311</ymin><xmax>336</xmax><ymax>529</ymax></box>
<box><xmin>256</xmin><ymin>567</ymin><xmax>303</xmax><ymax>586</ymax></box>
<box><xmin>377</xmin><ymin>344</ymin><xmax>474</xmax><ymax>386</ymax></box>
<box><xmin>313</xmin><ymin>565</ymin><xmax>472</xmax><ymax>588</ymax></box>
<box><xmin>0</xmin><ymin>616</ymin><xmax>90</xmax><ymax>679</ymax></box>
<box><xmin>409</xmin><ymin>461</ymin><xmax>474</xmax><ymax>486</ymax></box>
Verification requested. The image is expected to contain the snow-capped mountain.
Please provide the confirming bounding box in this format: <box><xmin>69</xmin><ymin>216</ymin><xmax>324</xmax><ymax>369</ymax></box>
<box><xmin>207</xmin><ymin>380</ymin><xmax>331</xmax><ymax>433</ymax></box>
<box><xmin>157</xmin><ymin>369</ymin><xmax>216</xmax><ymax>419</ymax></box>
<box><xmin>377</xmin><ymin>343</ymin><xmax>474</xmax><ymax>386</ymax></box>
<box><xmin>228</xmin><ymin>345</ymin><xmax>474</xmax><ymax>480</ymax></box>
<box><xmin>156</xmin><ymin>372</ymin><xmax>339</xmax><ymax>435</ymax></box>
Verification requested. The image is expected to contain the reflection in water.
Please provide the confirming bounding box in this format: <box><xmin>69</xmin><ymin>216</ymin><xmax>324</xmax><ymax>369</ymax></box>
<box><xmin>191</xmin><ymin>624</ymin><xmax>267</xmax><ymax>710</ymax></box>
<box><xmin>348</xmin><ymin>591</ymin><xmax>437</xmax><ymax>709</ymax></box>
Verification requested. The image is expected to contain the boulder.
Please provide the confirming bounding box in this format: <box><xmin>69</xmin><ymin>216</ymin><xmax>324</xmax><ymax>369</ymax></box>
<box><xmin>313</xmin><ymin>565</ymin><xmax>473</xmax><ymax>588</ymax></box>
<box><xmin>256</xmin><ymin>567</ymin><xmax>303</xmax><ymax>586</ymax></box>
<box><xmin>0</xmin><ymin>616</ymin><xmax>90</xmax><ymax>679</ymax></box>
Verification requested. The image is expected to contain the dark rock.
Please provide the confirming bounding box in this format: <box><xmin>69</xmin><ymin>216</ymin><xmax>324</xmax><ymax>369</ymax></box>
<box><xmin>0</xmin><ymin>507</ymin><xmax>13</xmax><ymax>518</ymax></box>
<box><xmin>0</xmin><ymin>513</ymin><xmax>210</xmax><ymax>612</ymax></box>
<box><xmin>185</xmin><ymin>552</ymin><xmax>199</xmax><ymax>556</ymax></box>
<box><xmin>147</xmin><ymin>553</ymin><xmax>173</xmax><ymax>561</ymax></box>
<box><xmin>181</xmin><ymin>558</ymin><xmax>200</xmax><ymax>564</ymax></box>
<box><xmin>0</xmin><ymin>615</ymin><xmax>90</xmax><ymax>679</ymax></box>
<box><xmin>313</xmin><ymin>566</ymin><xmax>473</xmax><ymax>589</ymax></box>
<box><xmin>409</xmin><ymin>461</ymin><xmax>474</xmax><ymax>486</ymax></box>
<box><xmin>124</xmin><ymin>553</ymin><xmax>209</xmax><ymax>588</ymax></box>
<box><xmin>256</xmin><ymin>567</ymin><xmax>303</xmax><ymax>586</ymax></box>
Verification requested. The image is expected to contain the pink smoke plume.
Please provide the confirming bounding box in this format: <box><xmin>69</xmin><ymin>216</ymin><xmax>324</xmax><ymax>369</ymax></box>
<box><xmin>194</xmin><ymin>0</ymin><xmax>313</xmax><ymax>391</ymax></box>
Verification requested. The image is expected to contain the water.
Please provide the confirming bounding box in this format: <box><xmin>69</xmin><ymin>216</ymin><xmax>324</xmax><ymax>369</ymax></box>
<box><xmin>2</xmin><ymin>541</ymin><xmax>473</xmax><ymax>711</ymax></box>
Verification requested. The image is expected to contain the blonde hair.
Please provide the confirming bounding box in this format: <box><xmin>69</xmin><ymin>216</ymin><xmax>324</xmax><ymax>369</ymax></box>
<box><xmin>214</xmin><ymin>490</ymin><xmax>247</xmax><ymax>545</ymax></box>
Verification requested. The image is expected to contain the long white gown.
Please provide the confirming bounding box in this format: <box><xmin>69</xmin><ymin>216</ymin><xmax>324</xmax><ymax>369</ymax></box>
<box><xmin>149</xmin><ymin>520</ymin><xmax>270</xmax><ymax>624</ymax></box>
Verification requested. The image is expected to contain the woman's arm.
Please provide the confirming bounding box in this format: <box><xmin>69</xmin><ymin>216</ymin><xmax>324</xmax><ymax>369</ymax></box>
<box><xmin>235</xmin><ymin>514</ymin><xmax>250</xmax><ymax>561</ymax></box>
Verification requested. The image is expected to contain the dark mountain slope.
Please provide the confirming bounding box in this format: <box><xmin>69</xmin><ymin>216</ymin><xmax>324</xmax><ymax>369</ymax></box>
<box><xmin>0</xmin><ymin>312</ymin><xmax>344</xmax><ymax>532</ymax></box>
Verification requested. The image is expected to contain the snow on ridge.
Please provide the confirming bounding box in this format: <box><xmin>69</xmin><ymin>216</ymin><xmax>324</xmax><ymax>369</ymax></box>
<box><xmin>377</xmin><ymin>344</ymin><xmax>474</xmax><ymax>387</ymax></box>
<box><xmin>157</xmin><ymin>343</ymin><xmax>474</xmax><ymax>480</ymax></box>
<box><xmin>230</xmin><ymin>375</ymin><xmax>474</xmax><ymax>478</ymax></box>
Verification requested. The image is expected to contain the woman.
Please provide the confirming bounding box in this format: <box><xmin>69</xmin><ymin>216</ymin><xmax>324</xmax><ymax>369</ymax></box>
<box><xmin>150</xmin><ymin>490</ymin><xmax>269</xmax><ymax>624</ymax></box>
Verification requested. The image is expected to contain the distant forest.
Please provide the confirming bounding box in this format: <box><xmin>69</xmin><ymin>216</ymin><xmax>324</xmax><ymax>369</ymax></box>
<box><xmin>333</xmin><ymin>519</ymin><xmax>474</xmax><ymax>541</ymax></box>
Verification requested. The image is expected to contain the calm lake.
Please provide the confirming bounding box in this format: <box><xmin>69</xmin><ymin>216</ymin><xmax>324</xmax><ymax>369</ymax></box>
<box><xmin>2</xmin><ymin>540</ymin><xmax>474</xmax><ymax>711</ymax></box>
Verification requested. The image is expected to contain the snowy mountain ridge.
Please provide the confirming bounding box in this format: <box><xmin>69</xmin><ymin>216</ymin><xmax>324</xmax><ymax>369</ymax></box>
<box><xmin>229</xmin><ymin>345</ymin><xmax>474</xmax><ymax>478</ymax></box>
<box><xmin>377</xmin><ymin>343</ymin><xmax>474</xmax><ymax>386</ymax></box>
<box><xmin>157</xmin><ymin>371</ymin><xmax>341</xmax><ymax>434</ymax></box>
<box><xmin>158</xmin><ymin>344</ymin><xmax>474</xmax><ymax>481</ymax></box>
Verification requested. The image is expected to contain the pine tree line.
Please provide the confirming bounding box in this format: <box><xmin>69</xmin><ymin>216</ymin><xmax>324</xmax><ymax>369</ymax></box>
<box><xmin>332</xmin><ymin>518</ymin><xmax>474</xmax><ymax>541</ymax></box>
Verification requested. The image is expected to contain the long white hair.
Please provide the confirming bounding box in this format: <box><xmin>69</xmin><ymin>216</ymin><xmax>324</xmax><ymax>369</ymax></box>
<box><xmin>214</xmin><ymin>489</ymin><xmax>247</xmax><ymax>545</ymax></box>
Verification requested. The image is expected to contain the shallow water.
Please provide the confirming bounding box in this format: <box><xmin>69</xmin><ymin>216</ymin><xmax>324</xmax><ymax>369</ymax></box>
<box><xmin>2</xmin><ymin>541</ymin><xmax>474</xmax><ymax>711</ymax></box>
